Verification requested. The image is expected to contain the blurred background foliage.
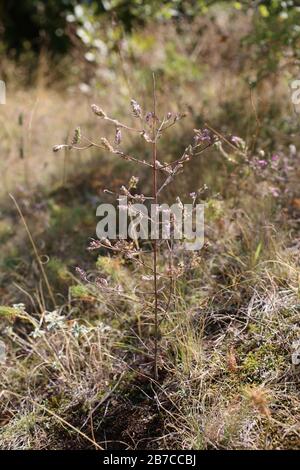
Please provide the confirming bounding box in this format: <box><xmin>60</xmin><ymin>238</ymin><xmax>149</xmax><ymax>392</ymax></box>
<box><xmin>1</xmin><ymin>0</ymin><xmax>300</xmax><ymax>196</ymax></box>
<box><xmin>1</xmin><ymin>1</ymin><xmax>300</xmax><ymax>82</ymax></box>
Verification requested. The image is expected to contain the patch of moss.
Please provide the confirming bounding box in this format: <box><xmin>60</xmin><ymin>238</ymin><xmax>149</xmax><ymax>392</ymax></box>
<box><xmin>47</xmin><ymin>257</ymin><xmax>70</xmax><ymax>283</ymax></box>
<box><xmin>0</xmin><ymin>305</ymin><xmax>24</xmax><ymax>321</ymax></box>
<box><xmin>96</xmin><ymin>256</ymin><xmax>128</xmax><ymax>284</ymax></box>
<box><xmin>69</xmin><ymin>284</ymin><xmax>93</xmax><ymax>300</ymax></box>
<box><xmin>241</xmin><ymin>343</ymin><xmax>285</xmax><ymax>382</ymax></box>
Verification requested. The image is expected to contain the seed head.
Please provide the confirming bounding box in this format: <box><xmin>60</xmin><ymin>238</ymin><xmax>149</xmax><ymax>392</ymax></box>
<box><xmin>95</xmin><ymin>277</ymin><xmax>108</xmax><ymax>288</ymax></box>
<box><xmin>145</xmin><ymin>111</ymin><xmax>154</xmax><ymax>123</ymax></box>
<box><xmin>53</xmin><ymin>144</ymin><xmax>70</xmax><ymax>153</ymax></box>
<box><xmin>91</xmin><ymin>104</ymin><xmax>106</xmax><ymax>118</ymax></box>
<box><xmin>101</xmin><ymin>137</ymin><xmax>114</xmax><ymax>152</ymax></box>
<box><xmin>88</xmin><ymin>239</ymin><xmax>102</xmax><ymax>250</ymax></box>
<box><xmin>131</xmin><ymin>99</ymin><xmax>142</xmax><ymax>118</ymax></box>
<box><xmin>245</xmin><ymin>386</ymin><xmax>271</xmax><ymax>418</ymax></box>
<box><xmin>174</xmin><ymin>112</ymin><xmax>187</xmax><ymax>122</ymax></box>
<box><xmin>115</xmin><ymin>127</ymin><xmax>121</xmax><ymax>145</ymax></box>
<box><xmin>120</xmin><ymin>185</ymin><xmax>131</xmax><ymax>196</ymax></box>
<box><xmin>71</xmin><ymin>127</ymin><xmax>81</xmax><ymax>146</ymax></box>
<box><xmin>75</xmin><ymin>267</ymin><xmax>88</xmax><ymax>281</ymax></box>
<box><xmin>100</xmin><ymin>238</ymin><xmax>112</xmax><ymax>247</ymax></box>
<box><xmin>140</xmin><ymin>130</ymin><xmax>152</xmax><ymax>143</ymax></box>
<box><xmin>194</xmin><ymin>128</ymin><xmax>212</xmax><ymax>144</ymax></box>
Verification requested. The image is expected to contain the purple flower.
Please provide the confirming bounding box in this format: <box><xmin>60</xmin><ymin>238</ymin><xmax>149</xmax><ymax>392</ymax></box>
<box><xmin>200</xmin><ymin>128</ymin><xmax>211</xmax><ymax>142</ymax></box>
<box><xmin>271</xmin><ymin>154</ymin><xmax>279</xmax><ymax>162</ymax></box>
<box><xmin>231</xmin><ymin>135</ymin><xmax>245</xmax><ymax>148</ymax></box>
<box><xmin>258</xmin><ymin>159</ymin><xmax>268</xmax><ymax>169</ymax></box>
<box><xmin>194</xmin><ymin>128</ymin><xmax>212</xmax><ymax>145</ymax></box>
<box><xmin>269</xmin><ymin>187</ymin><xmax>280</xmax><ymax>197</ymax></box>
<box><xmin>145</xmin><ymin>111</ymin><xmax>153</xmax><ymax>123</ymax></box>
<box><xmin>131</xmin><ymin>99</ymin><xmax>142</xmax><ymax>118</ymax></box>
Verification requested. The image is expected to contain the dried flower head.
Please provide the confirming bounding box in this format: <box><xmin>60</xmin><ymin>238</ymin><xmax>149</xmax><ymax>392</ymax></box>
<box><xmin>115</xmin><ymin>127</ymin><xmax>122</xmax><ymax>145</ymax></box>
<box><xmin>194</xmin><ymin>128</ymin><xmax>213</xmax><ymax>144</ymax></box>
<box><xmin>131</xmin><ymin>99</ymin><xmax>142</xmax><ymax>118</ymax></box>
<box><xmin>140</xmin><ymin>130</ymin><xmax>152</xmax><ymax>143</ymax></box>
<box><xmin>95</xmin><ymin>277</ymin><xmax>109</xmax><ymax>288</ymax></box>
<box><xmin>145</xmin><ymin>111</ymin><xmax>154</xmax><ymax>124</ymax></box>
<box><xmin>101</xmin><ymin>137</ymin><xmax>114</xmax><ymax>152</ymax></box>
<box><xmin>91</xmin><ymin>104</ymin><xmax>106</xmax><ymax>118</ymax></box>
<box><xmin>71</xmin><ymin>127</ymin><xmax>81</xmax><ymax>146</ymax></box>
<box><xmin>244</xmin><ymin>386</ymin><xmax>271</xmax><ymax>419</ymax></box>
<box><xmin>75</xmin><ymin>266</ymin><xmax>88</xmax><ymax>282</ymax></box>
<box><xmin>88</xmin><ymin>238</ymin><xmax>112</xmax><ymax>250</ymax></box>
<box><xmin>53</xmin><ymin>145</ymin><xmax>64</xmax><ymax>153</ymax></box>
<box><xmin>120</xmin><ymin>185</ymin><xmax>131</xmax><ymax>196</ymax></box>
<box><xmin>100</xmin><ymin>238</ymin><xmax>112</xmax><ymax>247</ymax></box>
<box><xmin>52</xmin><ymin>144</ymin><xmax>70</xmax><ymax>153</ymax></box>
<box><xmin>174</xmin><ymin>112</ymin><xmax>187</xmax><ymax>123</ymax></box>
<box><xmin>87</xmin><ymin>239</ymin><xmax>102</xmax><ymax>250</ymax></box>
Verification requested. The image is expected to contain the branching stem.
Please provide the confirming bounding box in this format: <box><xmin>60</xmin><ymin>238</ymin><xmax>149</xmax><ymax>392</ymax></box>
<box><xmin>152</xmin><ymin>73</ymin><xmax>159</xmax><ymax>380</ymax></box>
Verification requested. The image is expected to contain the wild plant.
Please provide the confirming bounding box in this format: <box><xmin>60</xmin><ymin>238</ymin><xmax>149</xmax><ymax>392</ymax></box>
<box><xmin>53</xmin><ymin>75</ymin><xmax>216</xmax><ymax>379</ymax></box>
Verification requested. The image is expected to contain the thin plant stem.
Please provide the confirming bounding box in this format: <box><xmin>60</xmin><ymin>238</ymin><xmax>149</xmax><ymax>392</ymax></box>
<box><xmin>9</xmin><ymin>193</ymin><xmax>56</xmax><ymax>308</ymax></box>
<box><xmin>62</xmin><ymin>131</ymin><xmax>70</xmax><ymax>185</ymax></box>
<box><xmin>152</xmin><ymin>72</ymin><xmax>159</xmax><ymax>380</ymax></box>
